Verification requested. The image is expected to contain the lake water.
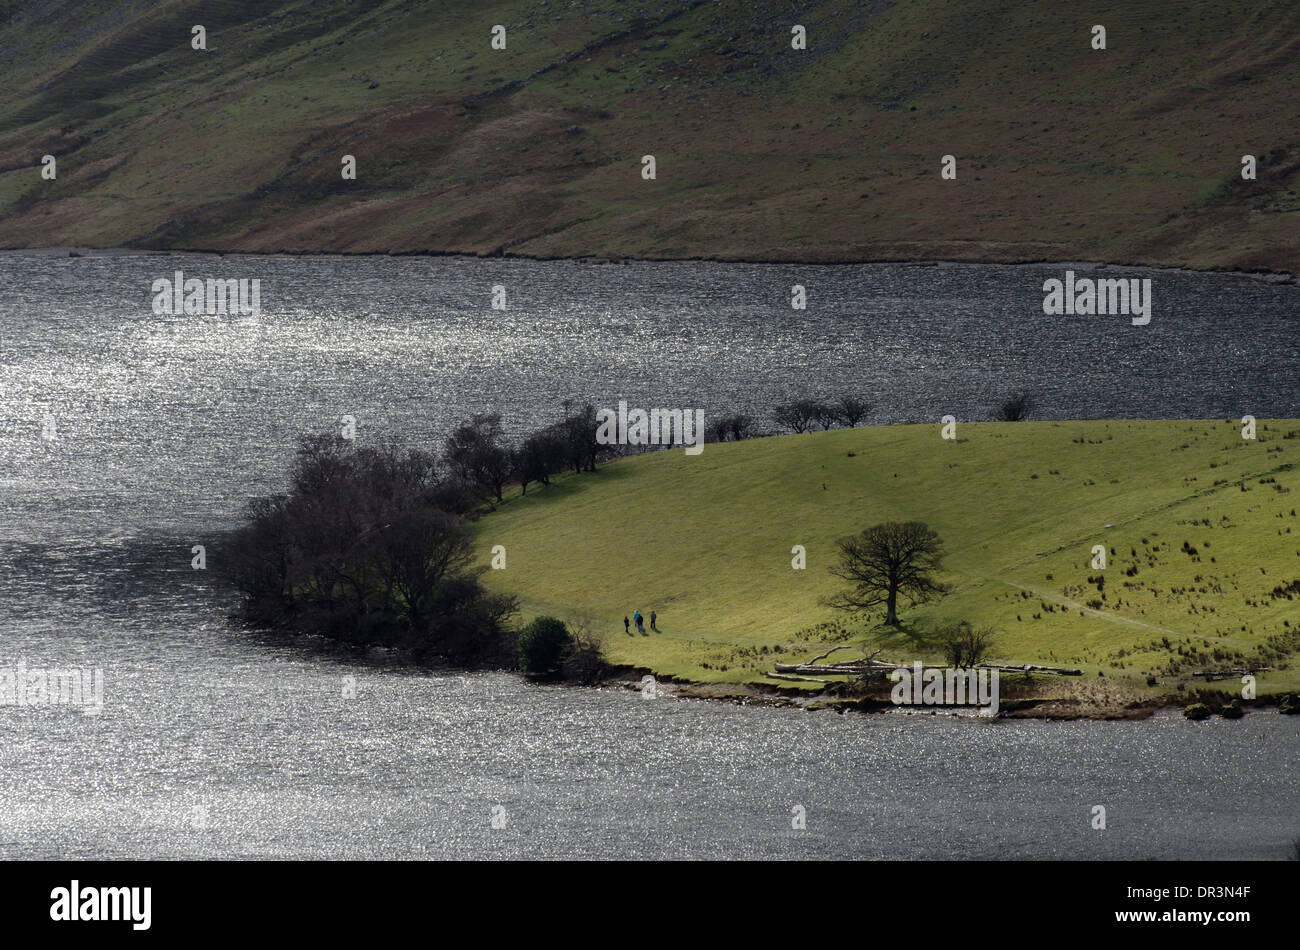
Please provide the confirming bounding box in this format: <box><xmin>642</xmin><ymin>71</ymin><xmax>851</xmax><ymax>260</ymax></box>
<box><xmin>0</xmin><ymin>252</ymin><xmax>1296</xmax><ymax>859</ymax></box>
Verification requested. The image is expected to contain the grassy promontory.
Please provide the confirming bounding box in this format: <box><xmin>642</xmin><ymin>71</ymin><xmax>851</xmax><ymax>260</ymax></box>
<box><xmin>475</xmin><ymin>419</ymin><xmax>1300</xmax><ymax>711</ymax></box>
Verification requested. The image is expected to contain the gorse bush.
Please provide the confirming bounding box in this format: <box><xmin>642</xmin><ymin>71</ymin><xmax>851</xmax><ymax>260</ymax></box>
<box><xmin>518</xmin><ymin>616</ymin><xmax>572</xmax><ymax>675</ymax></box>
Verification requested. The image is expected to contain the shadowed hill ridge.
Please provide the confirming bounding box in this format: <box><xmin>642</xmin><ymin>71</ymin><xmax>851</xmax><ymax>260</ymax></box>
<box><xmin>0</xmin><ymin>0</ymin><xmax>1296</xmax><ymax>272</ymax></box>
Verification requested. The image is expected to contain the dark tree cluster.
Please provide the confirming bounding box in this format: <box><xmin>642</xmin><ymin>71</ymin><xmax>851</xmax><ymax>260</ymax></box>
<box><xmin>772</xmin><ymin>396</ymin><xmax>872</xmax><ymax>434</ymax></box>
<box><xmin>224</xmin><ymin>402</ymin><xmax>617</xmax><ymax>664</ymax></box>
<box><xmin>993</xmin><ymin>391</ymin><xmax>1035</xmax><ymax>421</ymax></box>
<box><xmin>446</xmin><ymin>403</ymin><xmax>611</xmax><ymax>501</ymax></box>
<box><xmin>224</xmin><ymin>435</ymin><xmax>518</xmax><ymax>664</ymax></box>
<box><xmin>705</xmin><ymin>413</ymin><xmax>758</xmax><ymax>443</ymax></box>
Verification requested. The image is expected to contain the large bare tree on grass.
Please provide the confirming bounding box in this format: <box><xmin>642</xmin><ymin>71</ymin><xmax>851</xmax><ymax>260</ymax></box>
<box><xmin>827</xmin><ymin>521</ymin><xmax>948</xmax><ymax>626</ymax></box>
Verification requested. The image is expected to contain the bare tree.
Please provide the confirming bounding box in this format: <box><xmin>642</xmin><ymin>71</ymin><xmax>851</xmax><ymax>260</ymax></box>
<box><xmin>705</xmin><ymin>418</ymin><xmax>726</xmax><ymax>443</ymax></box>
<box><xmin>937</xmin><ymin>621</ymin><xmax>997</xmax><ymax>667</ymax></box>
<box><xmin>815</xmin><ymin>401</ymin><xmax>838</xmax><ymax>431</ymax></box>
<box><xmin>706</xmin><ymin>413</ymin><xmax>758</xmax><ymax>442</ymax></box>
<box><xmin>725</xmin><ymin>413</ymin><xmax>755</xmax><ymax>441</ymax></box>
<box><xmin>371</xmin><ymin>508</ymin><xmax>475</xmax><ymax>631</ymax></box>
<box><xmin>826</xmin><ymin>522</ymin><xmax>948</xmax><ymax>626</ymax></box>
<box><xmin>560</xmin><ymin>611</ymin><xmax>608</xmax><ymax>684</ymax></box>
<box><xmin>832</xmin><ymin>396</ymin><xmax>871</xmax><ymax>428</ymax></box>
<box><xmin>773</xmin><ymin>399</ymin><xmax>823</xmax><ymax>434</ymax></box>
<box><xmin>515</xmin><ymin>430</ymin><xmax>566</xmax><ymax>494</ymax></box>
<box><xmin>559</xmin><ymin>401</ymin><xmax>603</xmax><ymax>472</ymax></box>
<box><xmin>443</xmin><ymin>412</ymin><xmax>513</xmax><ymax>501</ymax></box>
<box><xmin>994</xmin><ymin>391</ymin><xmax>1034</xmax><ymax>422</ymax></box>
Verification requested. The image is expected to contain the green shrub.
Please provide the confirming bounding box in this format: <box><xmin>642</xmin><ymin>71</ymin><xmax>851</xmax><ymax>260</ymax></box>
<box><xmin>518</xmin><ymin>616</ymin><xmax>572</xmax><ymax>676</ymax></box>
<box><xmin>1183</xmin><ymin>703</ymin><xmax>1212</xmax><ymax>720</ymax></box>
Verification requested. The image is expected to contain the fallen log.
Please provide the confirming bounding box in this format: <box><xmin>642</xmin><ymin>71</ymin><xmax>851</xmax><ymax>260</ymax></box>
<box><xmin>764</xmin><ymin>672</ymin><xmax>838</xmax><ymax>683</ymax></box>
<box><xmin>980</xmin><ymin>663</ymin><xmax>1083</xmax><ymax>676</ymax></box>
<box><xmin>773</xmin><ymin>662</ymin><xmax>888</xmax><ymax>676</ymax></box>
<box><xmin>773</xmin><ymin>659</ymin><xmax>1083</xmax><ymax>676</ymax></box>
<box><xmin>1189</xmin><ymin>667</ymin><xmax>1270</xmax><ymax>679</ymax></box>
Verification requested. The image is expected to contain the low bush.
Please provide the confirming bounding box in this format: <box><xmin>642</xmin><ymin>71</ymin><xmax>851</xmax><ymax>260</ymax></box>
<box><xmin>518</xmin><ymin>616</ymin><xmax>572</xmax><ymax>676</ymax></box>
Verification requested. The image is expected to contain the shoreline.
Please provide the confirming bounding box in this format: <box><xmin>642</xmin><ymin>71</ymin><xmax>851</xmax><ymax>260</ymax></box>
<box><xmin>238</xmin><ymin>627</ymin><xmax>1293</xmax><ymax>724</ymax></box>
<box><xmin>600</xmin><ymin>668</ymin><xmax>1296</xmax><ymax>722</ymax></box>
<box><xmin>1</xmin><ymin>245</ymin><xmax>1295</xmax><ymax>284</ymax></box>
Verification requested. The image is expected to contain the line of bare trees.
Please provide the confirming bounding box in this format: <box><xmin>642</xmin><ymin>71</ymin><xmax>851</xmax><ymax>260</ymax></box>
<box><xmin>703</xmin><ymin>396</ymin><xmax>875</xmax><ymax>440</ymax></box>
<box><xmin>445</xmin><ymin>402</ymin><xmax>611</xmax><ymax>502</ymax></box>
<box><xmin>769</xmin><ymin>392</ymin><xmax>1037</xmax><ymax>433</ymax></box>
<box><xmin>771</xmin><ymin>396</ymin><xmax>872</xmax><ymax>434</ymax></box>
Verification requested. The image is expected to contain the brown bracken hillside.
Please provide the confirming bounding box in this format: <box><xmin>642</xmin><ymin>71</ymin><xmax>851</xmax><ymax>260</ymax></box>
<box><xmin>0</xmin><ymin>0</ymin><xmax>1296</xmax><ymax>272</ymax></box>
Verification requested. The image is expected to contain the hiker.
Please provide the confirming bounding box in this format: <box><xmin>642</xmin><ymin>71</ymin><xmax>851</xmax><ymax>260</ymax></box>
<box><xmin>624</xmin><ymin>615</ymin><xmax>630</xmax><ymax>635</ymax></box>
<box><xmin>650</xmin><ymin>610</ymin><xmax>657</xmax><ymax>631</ymax></box>
<box><xmin>634</xmin><ymin>610</ymin><xmax>644</xmax><ymax>634</ymax></box>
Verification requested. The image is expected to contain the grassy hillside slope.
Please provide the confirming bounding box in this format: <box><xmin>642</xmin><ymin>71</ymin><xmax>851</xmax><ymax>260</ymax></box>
<box><xmin>475</xmin><ymin>420</ymin><xmax>1300</xmax><ymax>699</ymax></box>
<box><xmin>0</xmin><ymin>0</ymin><xmax>1297</xmax><ymax>271</ymax></box>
